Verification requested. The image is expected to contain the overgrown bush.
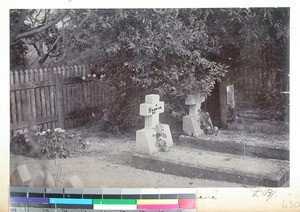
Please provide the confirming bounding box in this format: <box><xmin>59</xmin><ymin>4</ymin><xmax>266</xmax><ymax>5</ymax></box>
<box><xmin>11</xmin><ymin>127</ymin><xmax>87</xmax><ymax>159</ymax></box>
<box><xmin>255</xmin><ymin>90</ymin><xmax>288</xmax><ymax>121</ymax></box>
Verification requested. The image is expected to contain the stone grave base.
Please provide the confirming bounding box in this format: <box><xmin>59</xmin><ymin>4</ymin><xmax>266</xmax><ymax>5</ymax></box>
<box><xmin>182</xmin><ymin>115</ymin><xmax>203</xmax><ymax>136</ymax></box>
<box><xmin>124</xmin><ymin>146</ymin><xmax>289</xmax><ymax>187</ymax></box>
<box><xmin>136</xmin><ymin>124</ymin><xmax>173</xmax><ymax>155</ymax></box>
<box><xmin>227</xmin><ymin>121</ymin><xmax>289</xmax><ymax>134</ymax></box>
<box><xmin>178</xmin><ymin>135</ymin><xmax>289</xmax><ymax>160</ymax></box>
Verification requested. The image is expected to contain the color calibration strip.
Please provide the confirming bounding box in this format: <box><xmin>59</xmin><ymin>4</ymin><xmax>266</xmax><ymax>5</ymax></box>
<box><xmin>10</xmin><ymin>187</ymin><xmax>196</xmax><ymax>211</ymax></box>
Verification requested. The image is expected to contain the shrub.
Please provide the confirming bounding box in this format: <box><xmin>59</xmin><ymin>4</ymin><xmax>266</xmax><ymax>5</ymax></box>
<box><xmin>11</xmin><ymin>127</ymin><xmax>87</xmax><ymax>159</ymax></box>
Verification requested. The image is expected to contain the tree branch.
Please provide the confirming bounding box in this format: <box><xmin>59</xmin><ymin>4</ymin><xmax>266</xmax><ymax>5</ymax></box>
<box><xmin>46</xmin><ymin>35</ymin><xmax>62</xmax><ymax>54</ymax></box>
<box><xmin>30</xmin><ymin>42</ymin><xmax>41</xmax><ymax>56</ymax></box>
<box><xmin>38</xmin><ymin>35</ymin><xmax>62</xmax><ymax>64</ymax></box>
<box><xmin>11</xmin><ymin>10</ymin><xmax>28</xmax><ymax>41</ymax></box>
<box><xmin>14</xmin><ymin>10</ymin><xmax>70</xmax><ymax>41</ymax></box>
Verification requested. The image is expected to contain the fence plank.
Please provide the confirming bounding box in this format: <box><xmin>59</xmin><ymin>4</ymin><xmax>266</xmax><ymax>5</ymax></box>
<box><xmin>11</xmin><ymin>115</ymin><xmax>58</xmax><ymax>131</ymax></box>
<box><xmin>49</xmin><ymin>69</ymin><xmax>55</xmax><ymax>126</ymax></box>
<box><xmin>79</xmin><ymin>76</ymin><xmax>84</xmax><ymax>124</ymax></box>
<box><xmin>10</xmin><ymin>71</ymin><xmax>17</xmax><ymax>125</ymax></box>
<box><xmin>14</xmin><ymin>71</ymin><xmax>22</xmax><ymax>123</ymax></box>
<box><xmin>60</xmin><ymin>83</ymin><xmax>67</xmax><ymax>126</ymax></box>
<box><xmin>55</xmin><ymin>70</ymin><xmax>65</xmax><ymax>129</ymax></box>
<box><xmin>11</xmin><ymin>64</ymin><xmax>110</xmax><ymax>133</ymax></box>
<box><xmin>34</xmin><ymin>69</ymin><xmax>42</xmax><ymax>118</ymax></box>
<box><xmin>39</xmin><ymin>69</ymin><xmax>47</xmax><ymax>130</ymax></box>
<box><xmin>29</xmin><ymin>69</ymin><xmax>37</xmax><ymax>121</ymax></box>
<box><xmin>23</xmin><ymin>70</ymin><xmax>33</xmax><ymax>123</ymax></box>
<box><xmin>19</xmin><ymin>70</ymin><xmax>26</xmax><ymax>122</ymax></box>
<box><xmin>66</xmin><ymin>66</ymin><xmax>73</xmax><ymax>128</ymax></box>
<box><xmin>92</xmin><ymin>79</ymin><xmax>96</xmax><ymax>108</ymax></box>
<box><xmin>44</xmin><ymin>68</ymin><xmax>52</xmax><ymax>129</ymax></box>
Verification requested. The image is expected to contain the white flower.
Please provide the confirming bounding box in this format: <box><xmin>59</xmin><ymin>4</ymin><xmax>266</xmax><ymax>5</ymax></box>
<box><xmin>54</xmin><ymin>128</ymin><xmax>62</xmax><ymax>133</ymax></box>
<box><xmin>23</xmin><ymin>128</ymin><xmax>28</xmax><ymax>134</ymax></box>
<box><xmin>214</xmin><ymin>126</ymin><xmax>218</xmax><ymax>131</ymax></box>
<box><xmin>91</xmin><ymin>113</ymin><xmax>95</xmax><ymax>117</ymax></box>
<box><xmin>47</xmin><ymin>129</ymin><xmax>51</xmax><ymax>132</ymax></box>
<box><xmin>87</xmin><ymin>74</ymin><xmax>91</xmax><ymax>77</ymax></box>
<box><xmin>36</xmin><ymin>132</ymin><xmax>41</xmax><ymax>136</ymax></box>
<box><xmin>82</xmin><ymin>76</ymin><xmax>86</xmax><ymax>80</ymax></box>
<box><xmin>92</xmin><ymin>74</ymin><xmax>97</xmax><ymax>78</ymax></box>
<box><xmin>40</xmin><ymin>131</ymin><xmax>46</xmax><ymax>135</ymax></box>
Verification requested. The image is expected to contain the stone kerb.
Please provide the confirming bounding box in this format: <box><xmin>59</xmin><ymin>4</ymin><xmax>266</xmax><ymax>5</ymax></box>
<box><xmin>136</xmin><ymin>94</ymin><xmax>173</xmax><ymax>155</ymax></box>
<box><xmin>183</xmin><ymin>93</ymin><xmax>205</xmax><ymax>136</ymax></box>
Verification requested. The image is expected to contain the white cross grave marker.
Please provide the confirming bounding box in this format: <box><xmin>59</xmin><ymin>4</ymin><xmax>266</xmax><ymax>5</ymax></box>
<box><xmin>136</xmin><ymin>94</ymin><xmax>173</xmax><ymax>155</ymax></box>
<box><xmin>139</xmin><ymin>94</ymin><xmax>164</xmax><ymax>128</ymax></box>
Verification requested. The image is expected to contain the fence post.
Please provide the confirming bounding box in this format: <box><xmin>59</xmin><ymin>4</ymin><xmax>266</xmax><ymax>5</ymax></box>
<box><xmin>55</xmin><ymin>71</ymin><xmax>65</xmax><ymax>129</ymax></box>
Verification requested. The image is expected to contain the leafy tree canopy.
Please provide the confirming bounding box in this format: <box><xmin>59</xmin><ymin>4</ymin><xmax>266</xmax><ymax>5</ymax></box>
<box><xmin>10</xmin><ymin>8</ymin><xmax>289</xmax><ymax>127</ymax></box>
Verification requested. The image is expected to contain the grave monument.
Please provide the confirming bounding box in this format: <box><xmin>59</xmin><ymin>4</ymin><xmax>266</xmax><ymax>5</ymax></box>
<box><xmin>183</xmin><ymin>93</ymin><xmax>206</xmax><ymax>136</ymax></box>
<box><xmin>136</xmin><ymin>94</ymin><xmax>173</xmax><ymax>155</ymax></box>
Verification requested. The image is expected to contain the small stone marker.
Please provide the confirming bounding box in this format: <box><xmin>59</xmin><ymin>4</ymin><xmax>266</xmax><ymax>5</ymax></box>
<box><xmin>226</xmin><ymin>84</ymin><xmax>235</xmax><ymax>109</ymax></box>
<box><xmin>136</xmin><ymin>94</ymin><xmax>173</xmax><ymax>155</ymax></box>
<box><xmin>220</xmin><ymin>83</ymin><xmax>236</xmax><ymax>128</ymax></box>
<box><xmin>16</xmin><ymin>164</ymin><xmax>32</xmax><ymax>185</ymax></box>
<box><xmin>183</xmin><ymin>93</ymin><xmax>205</xmax><ymax>136</ymax></box>
<box><xmin>64</xmin><ymin>175</ymin><xmax>84</xmax><ymax>188</ymax></box>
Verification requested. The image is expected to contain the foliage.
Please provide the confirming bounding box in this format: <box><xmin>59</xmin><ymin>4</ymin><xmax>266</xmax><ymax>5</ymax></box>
<box><xmin>154</xmin><ymin>124</ymin><xmax>168</xmax><ymax>152</ymax></box>
<box><xmin>10</xmin><ymin>9</ymin><xmax>88</xmax><ymax>69</ymax></box>
<box><xmin>10</xmin><ymin>8</ymin><xmax>289</xmax><ymax>126</ymax></box>
<box><xmin>199</xmin><ymin>112</ymin><xmax>218</xmax><ymax>135</ymax></box>
<box><xmin>69</xmin><ymin>9</ymin><xmax>229</xmax><ymax>129</ymax></box>
<box><xmin>209</xmin><ymin>8</ymin><xmax>289</xmax><ymax>121</ymax></box>
<box><xmin>226</xmin><ymin>105</ymin><xmax>238</xmax><ymax>123</ymax></box>
<box><xmin>255</xmin><ymin>85</ymin><xmax>289</xmax><ymax>121</ymax></box>
<box><xmin>10</xmin><ymin>127</ymin><xmax>87</xmax><ymax>159</ymax></box>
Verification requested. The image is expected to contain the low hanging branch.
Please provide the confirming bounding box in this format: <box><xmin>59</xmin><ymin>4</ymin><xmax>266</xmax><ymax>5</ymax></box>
<box><xmin>14</xmin><ymin>10</ymin><xmax>70</xmax><ymax>41</ymax></box>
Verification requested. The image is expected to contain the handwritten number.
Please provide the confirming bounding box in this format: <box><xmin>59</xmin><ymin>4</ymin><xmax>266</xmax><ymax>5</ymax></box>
<box><xmin>282</xmin><ymin>200</ymin><xmax>287</xmax><ymax>208</ymax></box>
<box><xmin>295</xmin><ymin>202</ymin><xmax>300</xmax><ymax>208</ymax></box>
<box><xmin>282</xmin><ymin>200</ymin><xmax>300</xmax><ymax>209</ymax></box>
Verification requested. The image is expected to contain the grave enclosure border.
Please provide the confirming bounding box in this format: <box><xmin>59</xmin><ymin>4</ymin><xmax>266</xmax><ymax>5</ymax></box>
<box><xmin>10</xmin><ymin>65</ymin><xmax>112</xmax><ymax>134</ymax></box>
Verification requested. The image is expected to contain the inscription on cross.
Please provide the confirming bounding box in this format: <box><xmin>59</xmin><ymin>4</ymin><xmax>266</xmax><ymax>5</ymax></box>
<box><xmin>139</xmin><ymin>94</ymin><xmax>164</xmax><ymax>128</ymax></box>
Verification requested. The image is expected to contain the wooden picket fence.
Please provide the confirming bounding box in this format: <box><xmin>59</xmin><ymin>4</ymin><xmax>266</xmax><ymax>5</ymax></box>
<box><xmin>10</xmin><ymin>65</ymin><xmax>113</xmax><ymax>133</ymax></box>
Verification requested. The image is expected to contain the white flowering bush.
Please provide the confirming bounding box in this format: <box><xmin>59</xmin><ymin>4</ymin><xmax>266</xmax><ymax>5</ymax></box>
<box><xmin>81</xmin><ymin>73</ymin><xmax>97</xmax><ymax>82</ymax></box>
<box><xmin>10</xmin><ymin>127</ymin><xmax>87</xmax><ymax>159</ymax></box>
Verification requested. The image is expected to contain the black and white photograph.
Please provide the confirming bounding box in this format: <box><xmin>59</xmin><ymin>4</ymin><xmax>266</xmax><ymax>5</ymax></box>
<box><xmin>9</xmin><ymin>8</ymin><xmax>290</xmax><ymax>188</ymax></box>
<box><xmin>2</xmin><ymin>2</ymin><xmax>299</xmax><ymax>210</ymax></box>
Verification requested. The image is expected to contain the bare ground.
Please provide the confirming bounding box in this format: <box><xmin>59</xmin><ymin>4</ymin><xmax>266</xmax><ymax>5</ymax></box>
<box><xmin>10</xmin><ymin>123</ymin><xmax>288</xmax><ymax>188</ymax></box>
<box><xmin>10</xmin><ymin>125</ymin><xmax>249</xmax><ymax>188</ymax></box>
